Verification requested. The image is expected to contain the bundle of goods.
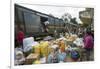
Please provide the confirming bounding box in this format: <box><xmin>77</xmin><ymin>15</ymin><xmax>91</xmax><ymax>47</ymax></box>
<box><xmin>47</xmin><ymin>48</ymin><xmax>59</xmax><ymax>63</ymax></box>
<box><xmin>66</xmin><ymin>34</ymin><xmax>78</xmax><ymax>44</ymax></box>
<box><xmin>14</xmin><ymin>51</ymin><xmax>25</xmax><ymax>65</ymax></box>
<box><xmin>65</xmin><ymin>44</ymin><xmax>80</xmax><ymax>59</ymax></box>
<box><xmin>57</xmin><ymin>38</ymin><xmax>67</xmax><ymax>52</ymax></box>
<box><xmin>32</xmin><ymin>40</ymin><xmax>54</xmax><ymax>58</ymax></box>
<box><xmin>47</xmin><ymin>43</ymin><xmax>67</xmax><ymax>63</ymax></box>
<box><xmin>73</xmin><ymin>37</ymin><xmax>84</xmax><ymax>48</ymax></box>
<box><xmin>70</xmin><ymin>50</ymin><xmax>80</xmax><ymax>61</ymax></box>
<box><xmin>47</xmin><ymin>53</ymin><xmax>59</xmax><ymax>63</ymax></box>
<box><xmin>40</xmin><ymin>41</ymin><xmax>50</xmax><ymax>57</ymax></box>
<box><xmin>57</xmin><ymin>52</ymin><xmax>67</xmax><ymax>62</ymax></box>
<box><xmin>66</xmin><ymin>39</ymin><xmax>74</xmax><ymax>45</ymax></box>
<box><xmin>32</xmin><ymin>44</ymin><xmax>40</xmax><ymax>56</ymax></box>
<box><xmin>25</xmin><ymin>53</ymin><xmax>39</xmax><ymax>64</ymax></box>
<box><xmin>47</xmin><ymin>43</ymin><xmax>60</xmax><ymax>63</ymax></box>
<box><xmin>23</xmin><ymin>37</ymin><xmax>39</xmax><ymax>56</ymax></box>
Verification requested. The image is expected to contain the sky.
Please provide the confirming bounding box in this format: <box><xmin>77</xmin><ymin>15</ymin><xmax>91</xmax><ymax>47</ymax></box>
<box><xmin>15</xmin><ymin>3</ymin><xmax>85</xmax><ymax>24</ymax></box>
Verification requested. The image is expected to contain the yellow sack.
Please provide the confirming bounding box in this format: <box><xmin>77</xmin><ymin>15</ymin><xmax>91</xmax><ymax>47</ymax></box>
<box><xmin>32</xmin><ymin>44</ymin><xmax>40</xmax><ymax>56</ymax></box>
<box><xmin>40</xmin><ymin>41</ymin><xmax>49</xmax><ymax>57</ymax></box>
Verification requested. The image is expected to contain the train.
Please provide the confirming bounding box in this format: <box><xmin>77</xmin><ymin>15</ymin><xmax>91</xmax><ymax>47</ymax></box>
<box><xmin>15</xmin><ymin>4</ymin><xmax>78</xmax><ymax>40</ymax></box>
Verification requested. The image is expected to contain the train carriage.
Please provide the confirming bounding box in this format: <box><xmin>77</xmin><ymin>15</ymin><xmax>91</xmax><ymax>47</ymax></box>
<box><xmin>15</xmin><ymin>4</ymin><xmax>79</xmax><ymax>40</ymax></box>
<box><xmin>15</xmin><ymin>4</ymin><xmax>65</xmax><ymax>40</ymax></box>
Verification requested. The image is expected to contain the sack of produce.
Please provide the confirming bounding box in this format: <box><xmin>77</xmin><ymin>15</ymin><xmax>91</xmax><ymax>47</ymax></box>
<box><xmin>32</xmin><ymin>44</ymin><xmax>40</xmax><ymax>56</ymax></box>
<box><xmin>40</xmin><ymin>41</ymin><xmax>49</xmax><ymax>57</ymax></box>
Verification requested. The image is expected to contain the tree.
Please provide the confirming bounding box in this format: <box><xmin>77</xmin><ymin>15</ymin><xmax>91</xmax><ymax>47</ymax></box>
<box><xmin>61</xmin><ymin>13</ymin><xmax>72</xmax><ymax>34</ymax></box>
<box><xmin>70</xmin><ymin>17</ymin><xmax>78</xmax><ymax>24</ymax></box>
<box><xmin>61</xmin><ymin>13</ymin><xmax>72</xmax><ymax>23</ymax></box>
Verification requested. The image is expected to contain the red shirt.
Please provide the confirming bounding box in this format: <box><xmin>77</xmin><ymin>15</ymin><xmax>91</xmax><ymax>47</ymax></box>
<box><xmin>17</xmin><ymin>31</ymin><xmax>24</xmax><ymax>43</ymax></box>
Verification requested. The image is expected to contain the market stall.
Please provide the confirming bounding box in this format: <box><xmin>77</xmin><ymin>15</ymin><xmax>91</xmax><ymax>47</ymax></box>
<box><xmin>14</xmin><ymin>33</ymin><xmax>88</xmax><ymax>65</ymax></box>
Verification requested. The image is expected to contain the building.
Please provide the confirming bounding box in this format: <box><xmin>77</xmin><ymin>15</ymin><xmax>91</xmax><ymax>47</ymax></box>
<box><xmin>79</xmin><ymin>8</ymin><xmax>94</xmax><ymax>29</ymax></box>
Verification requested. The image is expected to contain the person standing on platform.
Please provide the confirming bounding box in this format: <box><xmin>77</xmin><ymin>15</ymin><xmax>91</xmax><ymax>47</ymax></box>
<box><xmin>83</xmin><ymin>29</ymin><xmax>94</xmax><ymax>61</ymax></box>
<box><xmin>16</xmin><ymin>28</ymin><xmax>25</xmax><ymax>49</ymax></box>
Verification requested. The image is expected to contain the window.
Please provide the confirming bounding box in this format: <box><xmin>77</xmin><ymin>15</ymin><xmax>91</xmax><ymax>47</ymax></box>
<box><xmin>24</xmin><ymin>12</ymin><xmax>41</xmax><ymax>33</ymax></box>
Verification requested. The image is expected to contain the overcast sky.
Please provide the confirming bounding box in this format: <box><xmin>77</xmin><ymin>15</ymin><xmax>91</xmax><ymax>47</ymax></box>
<box><xmin>15</xmin><ymin>3</ymin><xmax>85</xmax><ymax>24</ymax></box>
